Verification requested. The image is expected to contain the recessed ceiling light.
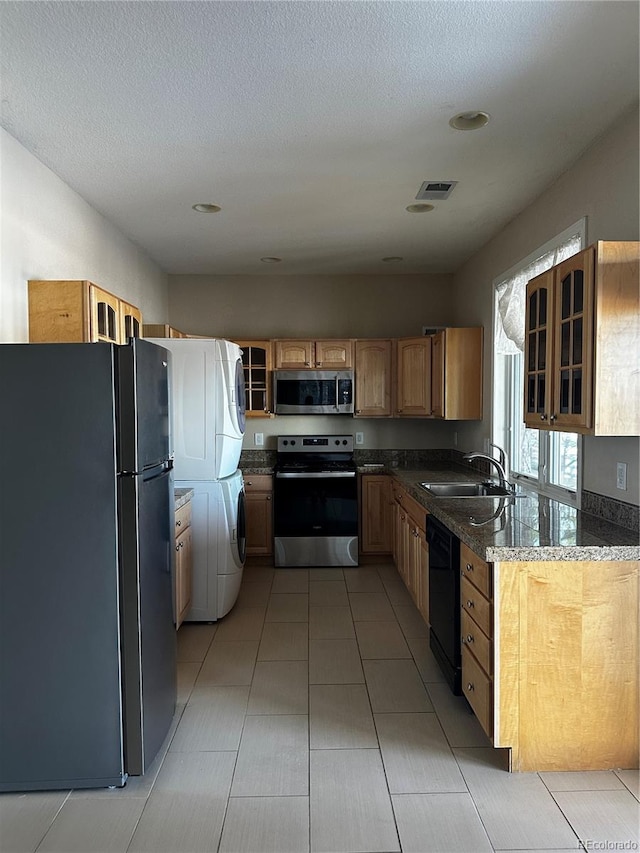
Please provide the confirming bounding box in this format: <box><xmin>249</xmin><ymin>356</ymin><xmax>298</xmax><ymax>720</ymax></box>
<box><xmin>406</xmin><ymin>204</ymin><xmax>435</xmax><ymax>213</ymax></box>
<box><xmin>449</xmin><ymin>111</ymin><xmax>490</xmax><ymax>131</ymax></box>
<box><xmin>260</xmin><ymin>257</ymin><xmax>282</xmax><ymax>263</ymax></box>
<box><xmin>192</xmin><ymin>203</ymin><xmax>221</xmax><ymax>213</ymax></box>
<box><xmin>382</xmin><ymin>256</ymin><xmax>403</xmax><ymax>263</ymax></box>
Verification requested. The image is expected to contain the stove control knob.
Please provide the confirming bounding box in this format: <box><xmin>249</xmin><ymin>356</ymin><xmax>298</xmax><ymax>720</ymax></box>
<box><xmin>342</xmin><ymin>439</ymin><xmax>347</xmax><ymax>445</ymax></box>
<box><xmin>283</xmin><ymin>440</ymin><xmax>289</xmax><ymax>446</ymax></box>
<box><xmin>291</xmin><ymin>439</ymin><xmax>296</xmax><ymax>445</ymax></box>
<box><xmin>335</xmin><ymin>439</ymin><xmax>340</xmax><ymax>445</ymax></box>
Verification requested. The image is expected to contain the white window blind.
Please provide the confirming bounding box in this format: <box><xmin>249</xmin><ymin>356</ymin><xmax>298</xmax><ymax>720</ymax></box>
<box><xmin>494</xmin><ymin>234</ymin><xmax>583</xmax><ymax>355</ymax></box>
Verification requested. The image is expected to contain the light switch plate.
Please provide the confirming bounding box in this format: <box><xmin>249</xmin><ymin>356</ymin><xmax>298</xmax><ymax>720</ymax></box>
<box><xmin>254</xmin><ymin>432</ymin><xmax>264</xmax><ymax>447</ymax></box>
<box><xmin>355</xmin><ymin>432</ymin><xmax>364</xmax><ymax>445</ymax></box>
<box><xmin>616</xmin><ymin>462</ymin><xmax>627</xmax><ymax>490</ymax></box>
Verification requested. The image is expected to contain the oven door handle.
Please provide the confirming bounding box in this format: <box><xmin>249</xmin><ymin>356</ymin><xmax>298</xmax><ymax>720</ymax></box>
<box><xmin>275</xmin><ymin>471</ymin><xmax>356</xmax><ymax>479</ymax></box>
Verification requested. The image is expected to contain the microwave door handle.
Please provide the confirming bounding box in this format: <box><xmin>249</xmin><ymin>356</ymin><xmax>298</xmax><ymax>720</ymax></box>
<box><xmin>335</xmin><ymin>375</ymin><xmax>339</xmax><ymax>410</ymax></box>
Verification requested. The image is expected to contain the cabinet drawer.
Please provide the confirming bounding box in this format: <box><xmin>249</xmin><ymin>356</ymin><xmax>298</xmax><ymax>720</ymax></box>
<box><xmin>460</xmin><ymin>542</ymin><xmax>491</xmax><ymax>598</ymax></box>
<box><xmin>462</xmin><ymin>646</ymin><xmax>492</xmax><ymax>737</ymax></box>
<box><xmin>461</xmin><ymin>608</ymin><xmax>492</xmax><ymax>676</ymax></box>
<box><xmin>461</xmin><ymin>576</ymin><xmax>492</xmax><ymax>637</ymax></box>
<box><xmin>175</xmin><ymin>501</ymin><xmax>192</xmax><ymax>535</ymax></box>
<box><xmin>243</xmin><ymin>474</ymin><xmax>273</xmax><ymax>493</ymax></box>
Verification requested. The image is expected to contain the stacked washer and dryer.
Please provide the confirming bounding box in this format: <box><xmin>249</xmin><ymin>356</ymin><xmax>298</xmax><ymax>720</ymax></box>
<box><xmin>148</xmin><ymin>338</ymin><xmax>246</xmax><ymax>621</ymax></box>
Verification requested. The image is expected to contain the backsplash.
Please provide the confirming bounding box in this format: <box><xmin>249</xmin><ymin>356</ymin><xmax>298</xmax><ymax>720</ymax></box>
<box><xmin>581</xmin><ymin>490</ymin><xmax>639</xmax><ymax>534</ymax></box>
<box><xmin>240</xmin><ymin>448</ymin><xmax>639</xmax><ymax>533</ymax></box>
<box><xmin>240</xmin><ymin>449</ymin><xmax>277</xmax><ymax>469</ymax></box>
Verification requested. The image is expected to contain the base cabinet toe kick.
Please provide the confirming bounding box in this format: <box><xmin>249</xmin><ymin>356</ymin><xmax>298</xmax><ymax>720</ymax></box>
<box><xmin>460</xmin><ymin>542</ymin><xmax>639</xmax><ymax>772</ymax></box>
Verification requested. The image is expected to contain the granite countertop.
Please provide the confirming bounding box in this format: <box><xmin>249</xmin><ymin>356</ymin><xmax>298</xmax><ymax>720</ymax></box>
<box><xmin>241</xmin><ymin>467</ymin><xmax>275</xmax><ymax>476</ymax></box>
<box><xmin>389</xmin><ymin>466</ymin><xmax>639</xmax><ymax>562</ymax></box>
<box><xmin>174</xmin><ymin>487</ymin><xmax>194</xmax><ymax>510</ymax></box>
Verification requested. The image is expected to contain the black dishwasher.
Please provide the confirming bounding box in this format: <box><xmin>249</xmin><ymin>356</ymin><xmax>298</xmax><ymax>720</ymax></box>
<box><xmin>427</xmin><ymin>515</ymin><xmax>462</xmax><ymax>694</ymax></box>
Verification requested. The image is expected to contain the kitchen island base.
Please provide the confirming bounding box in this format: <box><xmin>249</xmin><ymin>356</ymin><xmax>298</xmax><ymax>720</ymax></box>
<box><xmin>491</xmin><ymin>559</ymin><xmax>638</xmax><ymax>772</ymax></box>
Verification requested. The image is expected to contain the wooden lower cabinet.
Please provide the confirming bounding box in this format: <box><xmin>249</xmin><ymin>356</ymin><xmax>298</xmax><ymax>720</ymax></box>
<box><xmin>461</xmin><ymin>541</ymin><xmax>639</xmax><ymax>772</ymax></box>
<box><xmin>175</xmin><ymin>500</ymin><xmax>193</xmax><ymax>629</ymax></box>
<box><xmin>460</xmin><ymin>543</ymin><xmax>494</xmax><ymax>736</ymax></box>
<box><xmin>391</xmin><ymin>479</ymin><xmax>429</xmax><ymax>625</ymax></box>
<box><xmin>244</xmin><ymin>475</ymin><xmax>273</xmax><ymax>557</ymax></box>
<box><xmin>359</xmin><ymin>475</ymin><xmax>392</xmax><ymax>555</ymax></box>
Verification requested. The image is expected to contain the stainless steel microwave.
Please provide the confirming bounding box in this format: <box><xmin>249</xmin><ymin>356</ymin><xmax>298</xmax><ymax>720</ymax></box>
<box><xmin>273</xmin><ymin>370</ymin><xmax>354</xmax><ymax>415</ymax></box>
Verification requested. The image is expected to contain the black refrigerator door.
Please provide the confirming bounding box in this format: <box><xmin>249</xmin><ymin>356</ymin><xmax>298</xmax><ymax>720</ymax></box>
<box><xmin>0</xmin><ymin>343</ymin><xmax>126</xmax><ymax>791</ymax></box>
<box><xmin>117</xmin><ymin>338</ymin><xmax>171</xmax><ymax>473</ymax></box>
<box><xmin>119</xmin><ymin>466</ymin><xmax>176</xmax><ymax>776</ymax></box>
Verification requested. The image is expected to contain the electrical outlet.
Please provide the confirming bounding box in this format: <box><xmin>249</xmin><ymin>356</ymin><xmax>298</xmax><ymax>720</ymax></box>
<box><xmin>254</xmin><ymin>432</ymin><xmax>264</xmax><ymax>447</ymax></box>
<box><xmin>616</xmin><ymin>462</ymin><xmax>627</xmax><ymax>490</ymax></box>
<box><xmin>355</xmin><ymin>432</ymin><xmax>364</xmax><ymax>446</ymax></box>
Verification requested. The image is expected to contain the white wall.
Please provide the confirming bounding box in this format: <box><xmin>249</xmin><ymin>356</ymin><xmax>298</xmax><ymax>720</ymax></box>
<box><xmin>168</xmin><ymin>272</ymin><xmax>454</xmax><ymax>340</ymax></box>
<box><xmin>168</xmin><ymin>270</ymin><xmax>459</xmax><ymax>451</ymax></box>
<box><xmin>451</xmin><ymin>104</ymin><xmax>640</xmax><ymax>505</ymax></box>
<box><xmin>0</xmin><ymin>128</ymin><xmax>168</xmax><ymax>343</ymax></box>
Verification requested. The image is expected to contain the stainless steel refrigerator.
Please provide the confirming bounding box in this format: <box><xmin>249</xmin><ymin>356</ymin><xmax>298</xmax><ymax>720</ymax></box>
<box><xmin>0</xmin><ymin>339</ymin><xmax>177</xmax><ymax>792</ymax></box>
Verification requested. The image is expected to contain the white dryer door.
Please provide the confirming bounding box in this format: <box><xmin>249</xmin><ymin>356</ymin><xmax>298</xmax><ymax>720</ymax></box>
<box><xmin>234</xmin><ymin>356</ymin><xmax>246</xmax><ymax>436</ymax></box>
<box><xmin>215</xmin><ymin>343</ymin><xmax>245</xmax><ymax>479</ymax></box>
<box><xmin>217</xmin><ymin>341</ymin><xmax>246</xmax><ymax>439</ymax></box>
<box><xmin>218</xmin><ymin>471</ymin><xmax>246</xmax><ymax>573</ymax></box>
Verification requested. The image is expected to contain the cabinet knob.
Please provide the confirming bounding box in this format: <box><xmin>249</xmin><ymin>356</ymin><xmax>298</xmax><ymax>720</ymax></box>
<box><xmin>550</xmin><ymin>414</ymin><xmax>557</xmax><ymax>422</ymax></box>
<box><xmin>466</xmin><ymin>600</ymin><xmax>474</xmax><ymax>608</ymax></box>
<box><xmin>540</xmin><ymin>414</ymin><xmax>547</xmax><ymax>421</ymax></box>
<box><xmin>175</xmin><ymin>543</ymin><xmax>180</xmax><ymax>552</ymax></box>
<box><xmin>466</xmin><ymin>682</ymin><xmax>475</xmax><ymax>692</ymax></box>
<box><xmin>466</xmin><ymin>562</ymin><xmax>473</xmax><ymax>572</ymax></box>
<box><xmin>466</xmin><ymin>634</ymin><xmax>474</xmax><ymax>643</ymax></box>
<box><xmin>266</xmin><ymin>495</ymin><xmax>271</xmax><ymax>501</ymax></box>
<box><xmin>247</xmin><ymin>481</ymin><xmax>253</xmax><ymax>486</ymax></box>
<box><xmin>176</xmin><ymin>519</ymin><xmax>182</xmax><ymax>527</ymax></box>
<box><xmin>305</xmin><ymin>361</ymin><xmax>310</xmax><ymax>366</ymax></box>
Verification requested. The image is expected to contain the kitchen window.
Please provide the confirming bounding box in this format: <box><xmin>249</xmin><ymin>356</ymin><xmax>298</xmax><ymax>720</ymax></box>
<box><xmin>492</xmin><ymin>220</ymin><xmax>586</xmax><ymax>505</ymax></box>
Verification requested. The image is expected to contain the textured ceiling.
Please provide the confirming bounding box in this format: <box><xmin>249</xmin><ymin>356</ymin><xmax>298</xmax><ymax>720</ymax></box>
<box><xmin>1</xmin><ymin>1</ymin><xmax>638</xmax><ymax>275</ymax></box>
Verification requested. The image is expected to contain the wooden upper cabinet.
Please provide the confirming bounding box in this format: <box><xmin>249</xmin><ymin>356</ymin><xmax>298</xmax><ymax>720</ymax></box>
<box><xmin>236</xmin><ymin>340</ymin><xmax>274</xmax><ymax>417</ymax></box>
<box><xmin>275</xmin><ymin>340</ymin><xmax>314</xmax><ymax>368</ymax></box>
<box><xmin>395</xmin><ymin>336</ymin><xmax>432</xmax><ymax>416</ymax></box>
<box><xmin>143</xmin><ymin>324</ymin><xmax>189</xmax><ymax>338</ymax></box>
<box><xmin>28</xmin><ymin>279</ymin><xmax>142</xmax><ymax>345</ymax></box>
<box><xmin>119</xmin><ymin>301</ymin><xmax>142</xmax><ymax>342</ymax></box>
<box><xmin>354</xmin><ymin>339</ymin><xmax>393</xmax><ymax>417</ymax></box>
<box><xmin>524</xmin><ymin>241</ymin><xmax>639</xmax><ymax>435</ymax></box>
<box><xmin>431</xmin><ymin>327</ymin><xmax>483</xmax><ymax>420</ymax></box>
<box><xmin>90</xmin><ymin>286</ymin><xmax>120</xmax><ymax>343</ymax></box>
<box><xmin>274</xmin><ymin>339</ymin><xmax>353</xmax><ymax>369</ymax></box>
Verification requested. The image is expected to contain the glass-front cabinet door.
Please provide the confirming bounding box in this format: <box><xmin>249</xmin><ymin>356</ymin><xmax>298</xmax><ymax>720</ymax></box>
<box><xmin>524</xmin><ymin>270</ymin><xmax>553</xmax><ymax>428</ymax></box>
<box><xmin>524</xmin><ymin>246</ymin><xmax>593</xmax><ymax>432</ymax></box>
<box><xmin>90</xmin><ymin>284</ymin><xmax>121</xmax><ymax>343</ymax></box>
<box><xmin>552</xmin><ymin>247</ymin><xmax>593</xmax><ymax>431</ymax></box>
<box><xmin>237</xmin><ymin>341</ymin><xmax>273</xmax><ymax>417</ymax></box>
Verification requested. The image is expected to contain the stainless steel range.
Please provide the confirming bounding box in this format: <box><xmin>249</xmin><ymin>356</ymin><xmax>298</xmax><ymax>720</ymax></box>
<box><xmin>273</xmin><ymin>435</ymin><xmax>358</xmax><ymax>567</ymax></box>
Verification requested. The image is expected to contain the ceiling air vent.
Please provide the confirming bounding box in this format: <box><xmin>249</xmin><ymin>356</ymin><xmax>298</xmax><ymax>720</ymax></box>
<box><xmin>415</xmin><ymin>181</ymin><xmax>457</xmax><ymax>200</ymax></box>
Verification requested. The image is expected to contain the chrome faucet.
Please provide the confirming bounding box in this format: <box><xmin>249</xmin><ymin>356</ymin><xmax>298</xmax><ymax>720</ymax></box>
<box><xmin>463</xmin><ymin>443</ymin><xmax>510</xmax><ymax>490</ymax></box>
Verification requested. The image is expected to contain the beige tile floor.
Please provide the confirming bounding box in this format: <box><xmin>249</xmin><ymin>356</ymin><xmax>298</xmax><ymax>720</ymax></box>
<box><xmin>1</xmin><ymin>562</ymin><xmax>638</xmax><ymax>853</ymax></box>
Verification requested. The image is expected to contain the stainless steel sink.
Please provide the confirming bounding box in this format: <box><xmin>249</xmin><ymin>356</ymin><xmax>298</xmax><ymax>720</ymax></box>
<box><xmin>419</xmin><ymin>481</ymin><xmax>521</xmax><ymax>498</ymax></box>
